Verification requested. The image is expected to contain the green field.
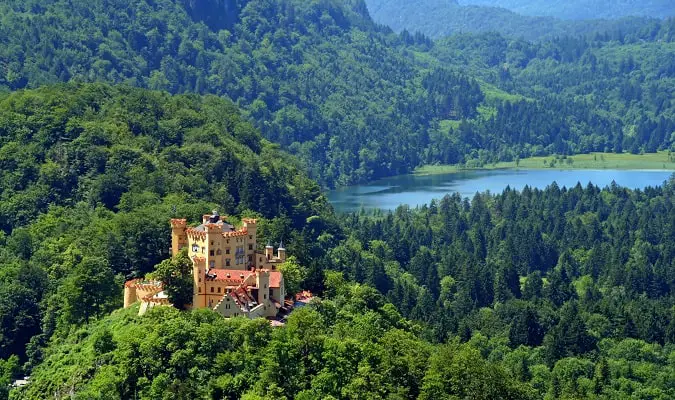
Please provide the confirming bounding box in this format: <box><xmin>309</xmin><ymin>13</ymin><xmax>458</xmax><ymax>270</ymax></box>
<box><xmin>415</xmin><ymin>151</ymin><xmax>675</xmax><ymax>175</ymax></box>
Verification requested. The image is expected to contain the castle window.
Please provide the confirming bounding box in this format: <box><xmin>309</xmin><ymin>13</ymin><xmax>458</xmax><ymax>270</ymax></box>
<box><xmin>198</xmin><ymin>287</ymin><xmax>201</xmax><ymax>293</ymax></box>
<box><xmin>264</xmin><ymin>294</ymin><xmax>266</xmax><ymax>299</ymax></box>
<box><xmin>249</xmin><ymin>235</ymin><xmax>252</xmax><ymax>240</ymax></box>
<box><xmin>217</xmin><ymin>287</ymin><xmax>221</xmax><ymax>293</ymax></box>
<box><xmin>227</xmin><ymin>240</ymin><xmax>230</xmax><ymax>244</ymax></box>
<box><xmin>210</xmin><ymin>250</ymin><xmax>214</xmax><ymax>256</ymax></box>
<box><xmin>226</xmin><ymin>249</ymin><xmax>230</xmax><ymax>254</ymax></box>
<box><xmin>192</xmin><ymin>244</ymin><xmax>199</xmax><ymax>252</ymax></box>
<box><xmin>217</xmin><ymin>249</ymin><xmax>222</xmax><ymax>255</ymax></box>
<box><xmin>210</xmin><ymin>287</ymin><xmax>214</xmax><ymax>293</ymax></box>
<box><xmin>226</xmin><ymin>259</ymin><xmax>231</xmax><ymax>267</ymax></box>
<box><xmin>209</xmin><ymin>261</ymin><xmax>215</xmax><ymax>268</ymax></box>
<box><xmin>248</xmin><ymin>255</ymin><xmax>252</xmax><ymax>262</ymax></box>
<box><xmin>201</xmin><ymin>247</ymin><xmax>205</xmax><ymax>254</ymax></box>
<box><xmin>264</xmin><ymin>284</ymin><xmax>267</xmax><ymax>289</ymax></box>
<box><xmin>248</xmin><ymin>244</ymin><xmax>253</xmax><ymax>250</ymax></box>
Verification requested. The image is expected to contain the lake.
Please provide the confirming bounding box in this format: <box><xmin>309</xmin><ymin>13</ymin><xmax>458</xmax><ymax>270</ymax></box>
<box><xmin>327</xmin><ymin>169</ymin><xmax>674</xmax><ymax>213</ymax></box>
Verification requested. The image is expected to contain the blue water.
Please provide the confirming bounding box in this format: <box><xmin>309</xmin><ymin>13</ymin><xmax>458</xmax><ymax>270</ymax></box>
<box><xmin>328</xmin><ymin>169</ymin><xmax>674</xmax><ymax>213</ymax></box>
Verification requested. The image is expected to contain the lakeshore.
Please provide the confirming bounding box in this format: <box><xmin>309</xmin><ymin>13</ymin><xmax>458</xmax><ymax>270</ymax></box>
<box><xmin>415</xmin><ymin>151</ymin><xmax>675</xmax><ymax>175</ymax></box>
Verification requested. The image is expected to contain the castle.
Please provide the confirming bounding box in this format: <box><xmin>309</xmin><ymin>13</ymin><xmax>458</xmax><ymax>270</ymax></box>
<box><xmin>124</xmin><ymin>211</ymin><xmax>287</xmax><ymax>319</ymax></box>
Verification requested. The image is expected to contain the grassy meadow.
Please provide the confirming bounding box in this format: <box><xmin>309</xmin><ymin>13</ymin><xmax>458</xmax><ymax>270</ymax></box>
<box><xmin>415</xmin><ymin>151</ymin><xmax>675</xmax><ymax>175</ymax></box>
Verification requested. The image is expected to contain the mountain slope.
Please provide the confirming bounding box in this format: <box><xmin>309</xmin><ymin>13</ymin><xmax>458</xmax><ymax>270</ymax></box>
<box><xmin>0</xmin><ymin>0</ymin><xmax>673</xmax><ymax>188</ymax></box>
<box><xmin>11</xmin><ymin>288</ymin><xmax>535</xmax><ymax>400</ymax></box>
<box><xmin>459</xmin><ymin>0</ymin><xmax>675</xmax><ymax>20</ymax></box>
<box><xmin>365</xmin><ymin>0</ymin><xmax>664</xmax><ymax>41</ymax></box>
<box><xmin>0</xmin><ymin>0</ymin><xmax>440</xmax><ymax>186</ymax></box>
<box><xmin>0</xmin><ymin>83</ymin><xmax>338</xmax><ymax>364</ymax></box>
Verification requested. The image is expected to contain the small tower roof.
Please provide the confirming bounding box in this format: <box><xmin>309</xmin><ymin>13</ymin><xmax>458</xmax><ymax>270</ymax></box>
<box><xmin>266</xmin><ymin>241</ymin><xmax>273</xmax><ymax>249</ymax></box>
<box><xmin>278</xmin><ymin>239</ymin><xmax>285</xmax><ymax>250</ymax></box>
<box><xmin>208</xmin><ymin>210</ymin><xmax>220</xmax><ymax>223</ymax></box>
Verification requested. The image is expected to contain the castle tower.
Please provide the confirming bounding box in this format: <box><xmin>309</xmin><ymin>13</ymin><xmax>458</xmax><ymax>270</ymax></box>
<box><xmin>123</xmin><ymin>281</ymin><xmax>138</xmax><ymax>308</ymax></box>
<box><xmin>265</xmin><ymin>243</ymin><xmax>274</xmax><ymax>260</ymax></box>
<box><xmin>256</xmin><ymin>270</ymin><xmax>270</xmax><ymax>306</ymax></box>
<box><xmin>242</xmin><ymin>218</ymin><xmax>257</xmax><ymax>240</ymax></box>
<box><xmin>170</xmin><ymin>219</ymin><xmax>187</xmax><ymax>256</ymax></box>
<box><xmin>242</xmin><ymin>218</ymin><xmax>258</xmax><ymax>269</ymax></box>
<box><xmin>277</xmin><ymin>240</ymin><xmax>286</xmax><ymax>261</ymax></box>
<box><xmin>192</xmin><ymin>256</ymin><xmax>206</xmax><ymax>309</ymax></box>
<box><xmin>205</xmin><ymin>222</ymin><xmax>221</xmax><ymax>270</ymax></box>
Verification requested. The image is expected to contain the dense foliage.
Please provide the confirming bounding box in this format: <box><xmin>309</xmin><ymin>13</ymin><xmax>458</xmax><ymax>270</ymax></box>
<box><xmin>329</xmin><ymin>177</ymin><xmax>675</xmax><ymax>398</ymax></box>
<box><xmin>1</xmin><ymin>1</ymin><xmax>675</xmax><ymax>398</ymax></box>
<box><xmin>1</xmin><ymin>0</ymin><xmax>673</xmax><ymax>187</ymax></box>
<box><xmin>0</xmin><ymin>83</ymin><xmax>338</xmax><ymax>369</ymax></box>
<box><xmin>0</xmin><ymin>0</ymin><xmax>441</xmax><ymax>186</ymax></box>
<box><xmin>428</xmin><ymin>22</ymin><xmax>675</xmax><ymax>164</ymax></box>
<box><xmin>11</xmin><ymin>177</ymin><xmax>675</xmax><ymax>399</ymax></box>
<box><xmin>11</xmin><ymin>283</ymin><xmax>536</xmax><ymax>400</ymax></box>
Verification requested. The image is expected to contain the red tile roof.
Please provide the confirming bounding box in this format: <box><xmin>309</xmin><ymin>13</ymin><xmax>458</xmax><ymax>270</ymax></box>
<box><xmin>269</xmin><ymin>271</ymin><xmax>282</xmax><ymax>288</ymax></box>
<box><xmin>208</xmin><ymin>269</ymin><xmax>253</xmax><ymax>283</ymax></box>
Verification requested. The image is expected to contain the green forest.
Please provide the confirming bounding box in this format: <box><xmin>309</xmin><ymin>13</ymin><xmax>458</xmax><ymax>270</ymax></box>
<box><xmin>1</xmin><ymin>0</ymin><xmax>673</xmax><ymax>186</ymax></box>
<box><xmin>0</xmin><ymin>0</ymin><xmax>674</xmax><ymax>398</ymax></box>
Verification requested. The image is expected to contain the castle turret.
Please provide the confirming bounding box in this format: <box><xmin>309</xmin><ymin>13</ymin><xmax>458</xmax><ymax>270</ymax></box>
<box><xmin>242</xmin><ymin>218</ymin><xmax>257</xmax><ymax>240</ymax></box>
<box><xmin>205</xmin><ymin>222</ymin><xmax>221</xmax><ymax>269</ymax></box>
<box><xmin>242</xmin><ymin>218</ymin><xmax>258</xmax><ymax>269</ymax></box>
<box><xmin>123</xmin><ymin>280</ymin><xmax>138</xmax><ymax>308</ymax></box>
<box><xmin>277</xmin><ymin>240</ymin><xmax>286</xmax><ymax>261</ymax></box>
<box><xmin>192</xmin><ymin>256</ymin><xmax>206</xmax><ymax>309</ymax></box>
<box><xmin>256</xmin><ymin>270</ymin><xmax>270</xmax><ymax>305</ymax></box>
<box><xmin>170</xmin><ymin>219</ymin><xmax>187</xmax><ymax>256</ymax></box>
<box><xmin>265</xmin><ymin>243</ymin><xmax>274</xmax><ymax>260</ymax></box>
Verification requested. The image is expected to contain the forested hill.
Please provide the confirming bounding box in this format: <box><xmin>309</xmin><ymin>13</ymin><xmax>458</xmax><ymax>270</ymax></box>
<box><xmin>432</xmin><ymin>22</ymin><xmax>675</xmax><ymax>157</ymax></box>
<box><xmin>0</xmin><ymin>84</ymin><xmax>339</xmax><ymax>374</ymax></box>
<box><xmin>0</xmin><ymin>0</ymin><xmax>431</xmax><ymax>187</ymax></box>
<box><xmin>459</xmin><ymin>0</ymin><xmax>675</xmax><ymax>20</ymax></box>
<box><xmin>10</xmin><ymin>175</ymin><xmax>675</xmax><ymax>399</ymax></box>
<box><xmin>365</xmin><ymin>0</ymin><xmax>665</xmax><ymax>41</ymax></box>
<box><xmin>12</xmin><ymin>285</ymin><xmax>536</xmax><ymax>399</ymax></box>
<box><xmin>2</xmin><ymin>0</ymin><xmax>673</xmax><ymax>188</ymax></box>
